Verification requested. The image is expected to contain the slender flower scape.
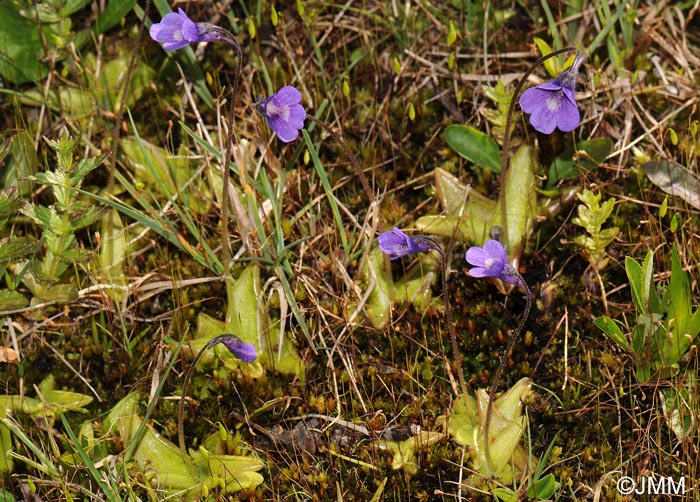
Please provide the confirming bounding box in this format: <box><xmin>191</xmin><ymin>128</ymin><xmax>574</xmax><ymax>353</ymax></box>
<box><xmin>519</xmin><ymin>52</ymin><xmax>586</xmax><ymax>134</ymax></box>
<box><xmin>149</xmin><ymin>8</ymin><xmax>227</xmax><ymax>50</ymax></box>
<box><xmin>465</xmin><ymin>239</ymin><xmax>526</xmax><ymax>290</ymax></box>
<box><xmin>178</xmin><ymin>334</ymin><xmax>256</xmax><ymax>450</ymax></box>
<box><xmin>378</xmin><ymin>228</ymin><xmax>467</xmax><ymax>392</ymax></box>
<box><xmin>465</xmin><ymin>239</ymin><xmax>532</xmax><ymax>473</ymax></box>
<box><xmin>256</xmin><ymin>86</ymin><xmax>307</xmax><ymax>142</ymax></box>
<box><xmin>378</xmin><ymin>227</ymin><xmax>435</xmax><ymax>259</ymax></box>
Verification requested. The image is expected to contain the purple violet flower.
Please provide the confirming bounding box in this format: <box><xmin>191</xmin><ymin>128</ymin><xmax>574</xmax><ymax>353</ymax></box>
<box><xmin>149</xmin><ymin>8</ymin><xmax>222</xmax><ymax>50</ymax></box>
<box><xmin>378</xmin><ymin>227</ymin><xmax>434</xmax><ymax>260</ymax></box>
<box><xmin>465</xmin><ymin>240</ymin><xmax>524</xmax><ymax>289</ymax></box>
<box><xmin>221</xmin><ymin>335</ymin><xmax>258</xmax><ymax>363</ymax></box>
<box><xmin>519</xmin><ymin>53</ymin><xmax>586</xmax><ymax>134</ymax></box>
<box><xmin>256</xmin><ymin>86</ymin><xmax>307</xmax><ymax>142</ymax></box>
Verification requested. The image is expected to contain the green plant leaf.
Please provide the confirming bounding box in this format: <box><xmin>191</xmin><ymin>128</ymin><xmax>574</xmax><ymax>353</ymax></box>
<box><xmin>350</xmin><ymin>246</ymin><xmax>394</xmax><ymax>329</ymax></box>
<box><xmin>593</xmin><ymin>316</ymin><xmax>629</xmax><ymax>349</ymax></box>
<box><xmin>444</xmin><ymin>125</ymin><xmax>501</xmax><ymax>172</ymax></box>
<box><xmin>643</xmin><ymin>160</ymin><xmax>700</xmax><ymax>210</ymax></box>
<box><xmin>393</xmin><ymin>252</ymin><xmax>440</xmax><ymax>310</ymax></box>
<box><xmin>3</xmin><ymin>132</ymin><xmax>39</xmax><ymax>196</ymax></box>
<box><xmin>547</xmin><ymin>138</ymin><xmax>613</xmax><ymax>186</ymax></box>
<box><xmin>0</xmin><ymin>290</ymin><xmax>28</xmax><ymax>310</ymax></box>
<box><xmin>95</xmin><ymin>0</ymin><xmax>137</xmax><ymax>33</ymax></box>
<box><xmin>0</xmin><ymin>3</ymin><xmax>51</xmax><ymax>84</ymax></box>
<box><xmin>416</xmin><ymin>168</ymin><xmax>497</xmax><ymax>243</ymax></box>
<box><xmin>528</xmin><ymin>473</ymin><xmax>559</xmax><ymax>499</ymax></box>
<box><xmin>446</xmin><ymin>378</ymin><xmax>532</xmax><ymax>483</ymax></box>
<box><xmin>493</xmin><ymin>488</ymin><xmax>518</xmax><ymax>502</ymax></box>
<box><xmin>496</xmin><ymin>144</ymin><xmax>537</xmax><ymax>261</ymax></box>
<box><xmin>626</xmin><ymin>252</ymin><xmax>650</xmax><ymax>314</ymax></box>
<box><xmin>533</xmin><ymin>37</ymin><xmax>558</xmax><ymax>76</ymax></box>
<box><xmin>0</xmin><ymin>237</ymin><xmax>34</xmax><ymax>264</ymax></box>
<box><xmin>663</xmin><ymin>244</ymin><xmax>695</xmax><ymax>368</ymax></box>
<box><xmin>377</xmin><ymin>429</ymin><xmax>444</xmax><ymax>475</ymax></box>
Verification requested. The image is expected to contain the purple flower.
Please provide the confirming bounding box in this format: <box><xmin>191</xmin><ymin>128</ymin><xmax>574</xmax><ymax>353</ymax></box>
<box><xmin>256</xmin><ymin>86</ymin><xmax>307</xmax><ymax>142</ymax></box>
<box><xmin>465</xmin><ymin>240</ymin><xmax>524</xmax><ymax>288</ymax></box>
<box><xmin>221</xmin><ymin>335</ymin><xmax>258</xmax><ymax>363</ymax></box>
<box><xmin>378</xmin><ymin>227</ymin><xmax>434</xmax><ymax>260</ymax></box>
<box><xmin>149</xmin><ymin>8</ymin><xmax>221</xmax><ymax>50</ymax></box>
<box><xmin>519</xmin><ymin>53</ymin><xmax>586</xmax><ymax>134</ymax></box>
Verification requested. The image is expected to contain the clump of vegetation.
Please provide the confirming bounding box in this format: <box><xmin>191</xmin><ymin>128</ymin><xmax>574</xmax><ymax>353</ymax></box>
<box><xmin>1</xmin><ymin>1</ymin><xmax>699</xmax><ymax>501</ymax></box>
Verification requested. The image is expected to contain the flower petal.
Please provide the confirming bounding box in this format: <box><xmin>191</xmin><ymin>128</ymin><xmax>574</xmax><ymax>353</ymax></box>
<box><xmin>286</xmin><ymin>104</ymin><xmax>307</xmax><ymax>129</ymax></box>
<box><xmin>222</xmin><ymin>336</ymin><xmax>258</xmax><ymax>363</ymax></box>
<box><xmin>519</xmin><ymin>87</ymin><xmax>551</xmax><ymax>114</ymax></box>
<box><xmin>273</xmin><ymin>86</ymin><xmax>302</xmax><ymax>105</ymax></box>
<box><xmin>467</xmin><ymin>266</ymin><xmax>491</xmax><ymax>278</ymax></box>
<box><xmin>270</xmin><ymin>118</ymin><xmax>301</xmax><ymax>142</ymax></box>
<box><xmin>527</xmin><ymin>96</ymin><xmax>561</xmax><ymax>134</ymax></box>
<box><xmin>554</xmin><ymin>98</ymin><xmax>580</xmax><ymax>132</ymax></box>
<box><xmin>482</xmin><ymin>240</ymin><xmax>508</xmax><ymax>264</ymax></box>
<box><xmin>465</xmin><ymin>246</ymin><xmax>490</xmax><ymax>268</ymax></box>
<box><xmin>378</xmin><ymin>228</ymin><xmax>410</xmax><ymax>258</ymax></box>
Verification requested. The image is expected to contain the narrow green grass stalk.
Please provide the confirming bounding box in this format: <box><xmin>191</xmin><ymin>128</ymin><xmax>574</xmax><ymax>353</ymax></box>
<box><xmin>105</xmin><ymin>0</ymin><xmax>152</xmax><ymax>282</ymax></box>
<box><xmin>539</xmin><ymin>0</ymin><xmax>562</xmax><ymax>50</ymax></box>
<box><xmin>587</xmin><ymin>2</ymin><xmax>624</xmax><ymax>55</ymax></box>
<box><xmin>79</xmin><ymin>183</ymin><xmax>218</xmax><ymax>271</ymax></box>
<box><xmin>126</xmin><ymin>112</ymin><xmax>222</xmax><ymax>272</ymax></box>
<box><xmin>302</xmin><ymin>129</ymin><xmax>350</xmax><ymax>253</ymax></box>
<box><xmin>123</xmin><ymin>340</ymin><xmax>181</xmax><ymax>493</ymax></box>
<box><xmin>253</xmin><ymin>167</ymin><xmax>316</xmax><ymax>350</ymax></box>
<box><xmin>275</xmin><ymin>263</ymin><xmax>314</xmax><ymax>350</ymax></box>
<box><xmin>0</xmin><ymin>418</ymin><xmax>60</xmax><ymax>477</ymax></box>
<box><xmin>59</xmin><ymin>412</ymin><xmax>122</xmax><ymax>501</ymax></box>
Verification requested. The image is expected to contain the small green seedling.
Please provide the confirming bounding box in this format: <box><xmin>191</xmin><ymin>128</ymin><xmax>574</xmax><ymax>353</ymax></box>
<box><xmin>572</xmin><ymin>188</ymin><xmax>619</xmax><ymax>271</ymax></box>
<box><xmin>19</xmin><ymin>128</ymin><xmax>106</xmax><ymax>304</ymax></box>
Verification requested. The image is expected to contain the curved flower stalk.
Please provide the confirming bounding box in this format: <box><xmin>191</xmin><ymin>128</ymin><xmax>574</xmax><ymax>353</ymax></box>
<box><xmin>378</xmin><ymin>228</ymin><xmax>466</xmax><ymax>393</ymax></box>
<box><xmin>178</xmin><ymin>334</ymin><xmax>257</xmax><ymax>451</ymax></box>
<box><xmin>495</xmin><ymin>46</ymin><xmax>579</xmax><ymax>262</ymax></box>
<box><xmin>465</xmin><ymin>239</ymin><xmax>532</xmax><ymax>473</ymax></box>
<box><xmin>150</xmin><ymin>7</ymin><xmax>243</xmax><ymax>329</ymax></box>
<box><xmin>519</xmin><ymin>53</ymin><xmax>586</xmax><ymax>134</ymax></box>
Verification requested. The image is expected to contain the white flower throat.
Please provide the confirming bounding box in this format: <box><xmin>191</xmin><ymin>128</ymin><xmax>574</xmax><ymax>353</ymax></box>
<box><xmin>266</xmin><ymin>101</ymin><xmax>290</xmax><ymax>120</ymax></box>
